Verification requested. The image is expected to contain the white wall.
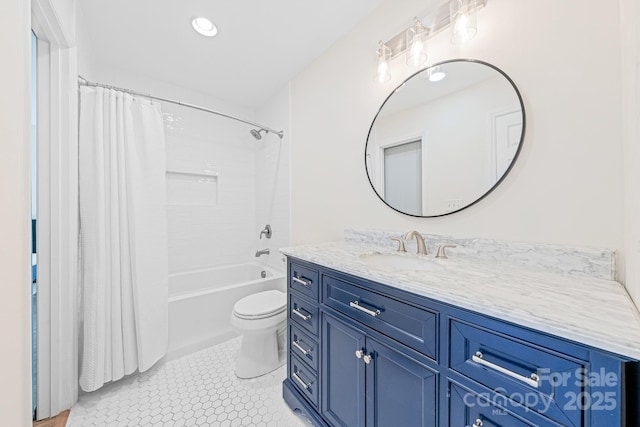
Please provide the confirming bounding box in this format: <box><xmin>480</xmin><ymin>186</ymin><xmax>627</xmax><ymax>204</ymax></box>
<box><xmin>621</xmin><ymin>0</ymin><xmax>640</xmax><ymax>304</ymax></box>
<box><xmin>255</xmin><ymin>85</ymin><xmax>291</xmax><ymax>272</ymax></box>
<box><xmin>0</xmin><ymin>0</ymin><xmax>33</xmax><ymax>424</ymax></box>
<box><xmin>290</xmin><ymin>0</ymin><xmax>625</xmax><ymax>280</ymax></box>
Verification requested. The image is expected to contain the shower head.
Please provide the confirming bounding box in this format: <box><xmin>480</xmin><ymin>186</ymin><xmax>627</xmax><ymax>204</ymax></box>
<box><xmin>250</xmin><ymin>128</ymin><xmax>266</xmax><ymax>140</ymax></box>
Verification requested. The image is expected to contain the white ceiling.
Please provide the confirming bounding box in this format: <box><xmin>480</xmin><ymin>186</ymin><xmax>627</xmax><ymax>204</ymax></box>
<box><xmin>78</xmin><ymin>0</ymin><xmax>384</xmax><ymax>109</ymax></box>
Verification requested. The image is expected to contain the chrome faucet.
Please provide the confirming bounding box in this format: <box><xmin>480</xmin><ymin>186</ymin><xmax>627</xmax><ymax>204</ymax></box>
<box><xmin>255</xmin><ymin>248</ymin><xmax>270</xmax><ymax>257</ymax></box>
<box><xmin>404</xmin><ymin>231</ymin><xmax>428</xmax><ymax>255</ymax></box>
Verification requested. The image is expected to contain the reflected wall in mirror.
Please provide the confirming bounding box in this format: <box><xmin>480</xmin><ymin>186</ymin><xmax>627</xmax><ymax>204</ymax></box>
<box><xmin>365</xmin><ymin>59</ymin><xmax>525</xmax><ymax>217</ymax></box>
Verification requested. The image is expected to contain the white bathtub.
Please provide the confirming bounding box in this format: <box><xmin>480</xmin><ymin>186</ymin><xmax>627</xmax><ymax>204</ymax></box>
<box><xmin>167</xmin><ymin>262</ymin><xmax>286</xmax><ymax>360</ymax></box>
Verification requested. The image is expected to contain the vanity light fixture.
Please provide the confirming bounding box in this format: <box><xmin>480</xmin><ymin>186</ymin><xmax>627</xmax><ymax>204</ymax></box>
<box><xmin>406</xmin><ymin>18</ymin><xmax>428</xmax><ymax>67</ymax></box>
<box><xmin>375</xmin><ymin>41</ymin><xmax>392</xmax><ymax>83</ymax></box>
<box><xmin>192</xmin><ymin>17</ymin><xmax>218</xmax><ymax>37</ymax></box>
<box><xmin>374</xmin><ymin>0</ymin><xmax>486</xmax><ymax>84</ymax></box>
<box><xmin>450</xmin><ymin>0</ymin><xmax>478</xmax><ymax>44</ymax></box>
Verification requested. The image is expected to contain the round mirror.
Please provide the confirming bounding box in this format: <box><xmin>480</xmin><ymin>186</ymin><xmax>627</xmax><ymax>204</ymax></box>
<box><xmin>365</xmin><ymin>59</ymin><xmax>525</xmax><ymax>217</ymax></box>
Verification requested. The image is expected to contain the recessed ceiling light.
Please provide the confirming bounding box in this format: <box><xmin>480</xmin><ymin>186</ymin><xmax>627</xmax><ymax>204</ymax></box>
<box><xmin>192</xmin><ymin>17</ymin><xmax>218</xmax><ymax>37</ymax></box>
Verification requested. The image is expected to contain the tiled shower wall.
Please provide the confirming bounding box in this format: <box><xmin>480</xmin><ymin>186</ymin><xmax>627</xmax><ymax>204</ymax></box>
<box><xmin>165</xmin><ymin>103</ymin><xmax>258</xmax><ymax>274</ymax></box>
<box><xmin>165</xmin><ymin>85</ymin><xmax>291</xmax><ymax>275</ymax></box>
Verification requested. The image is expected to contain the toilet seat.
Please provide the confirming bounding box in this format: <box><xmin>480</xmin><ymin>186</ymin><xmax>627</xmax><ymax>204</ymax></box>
<box><xmin>233</xmin><ymin>290</ymin><xmax>286</xmax><ymax>320</ymax></box>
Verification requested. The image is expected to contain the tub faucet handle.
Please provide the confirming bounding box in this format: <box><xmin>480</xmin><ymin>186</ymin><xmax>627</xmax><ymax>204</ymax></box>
<box><xmin>260</xmin><ymin>224</ymin><xmax>272</xmax><ymax>239</ymax></box>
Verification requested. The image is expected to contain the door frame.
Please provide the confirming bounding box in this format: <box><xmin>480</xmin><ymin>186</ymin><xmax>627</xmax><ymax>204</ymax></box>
<box><xmin>489</xmin><ymin>106</ymin><xmax>522</xmax><ymax>184</ymax></box>
<box><xmin>31</xmin><ymin>0</ymin><xmax>79</xmax><ymax>419</ymax></box>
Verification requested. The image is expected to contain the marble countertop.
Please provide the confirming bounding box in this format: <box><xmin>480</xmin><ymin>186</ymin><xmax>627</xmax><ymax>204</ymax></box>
<box><xmin>281</xmin><ymin>241</ymin><xmax>640</xmax><ymax>360</ymax></box>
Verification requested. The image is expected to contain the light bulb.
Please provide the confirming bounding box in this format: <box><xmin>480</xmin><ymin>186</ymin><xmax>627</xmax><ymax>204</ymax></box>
<box><xmin>406</xmin><ymin>18</ymin><xmax>428</xmax><ymax>67</ymax></box>
<box><xmin>408</xmin><ymin>37</ymin><xmax>425</xmax><ymax>67</ymax></box>
<box><xmin>376</xmin><ymin>59</ymin><xmax>390</xmax><ymax>83</ymax></box>
<box><xmin>450</xmin><ymin>0</ymin><xmax>477</xmax><ymax>44</ymax></box>
<box><xmin>375</xmin><ymin>41</ymin><xmax>392</xmax><ymax>83</ymax></box>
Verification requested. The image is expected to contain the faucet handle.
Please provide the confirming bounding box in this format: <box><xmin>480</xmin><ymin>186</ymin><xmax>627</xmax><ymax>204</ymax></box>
<box><xmin>390</xmin><ymin>237</ymin><xmax>407</xmax><ymax>253</ymax></box>
<box><xmin>435</xmin><ymin>244</ymin><xmax>457</xmax><ymax>259</ymax></box>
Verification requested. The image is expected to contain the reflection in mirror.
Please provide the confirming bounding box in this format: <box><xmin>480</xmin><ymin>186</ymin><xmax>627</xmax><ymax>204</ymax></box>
<box><xmin>365</xmin><ymin>59</ymin><xmax>525</xmax><ymax>217</ymax></box>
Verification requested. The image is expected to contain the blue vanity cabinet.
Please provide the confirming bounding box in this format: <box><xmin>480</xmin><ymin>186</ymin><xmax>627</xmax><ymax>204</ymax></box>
<box><xmin>282</xmin><ymin>257</ymin><xmax>638</xmax><ymax>427</ymax></box>
<box><xmin>321</xmin><ymin>313</ymin><xmax>438</xmax><ymax>427</ymax></box>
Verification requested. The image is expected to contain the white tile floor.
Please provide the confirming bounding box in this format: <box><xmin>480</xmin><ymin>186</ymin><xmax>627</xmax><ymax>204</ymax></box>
<box><xmin>67</xmin><ymin>337</ymin><xmax>311</xmax><ymax>427</ymax></box>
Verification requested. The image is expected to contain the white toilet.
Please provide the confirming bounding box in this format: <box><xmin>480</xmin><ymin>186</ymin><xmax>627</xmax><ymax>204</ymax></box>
<box><xmin>231</xmin><ymin>289</ymin><xmax>287</xmax><ymax>379</ymax></box>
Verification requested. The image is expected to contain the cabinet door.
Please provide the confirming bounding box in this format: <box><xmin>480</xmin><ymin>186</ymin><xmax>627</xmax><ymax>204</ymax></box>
<box><xmin>322</xmin><ymin>314</ymin><xmax>366</xmax><ymax>427</ymax></box>
<box><xmin>365</xmin><ymin>337</ymin><xmax>438</xmax><ymax>427</ymax></box>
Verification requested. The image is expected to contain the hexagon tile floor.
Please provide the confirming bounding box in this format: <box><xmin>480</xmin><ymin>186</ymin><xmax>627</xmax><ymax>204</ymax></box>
<box><xmin>67</xmin><ymin>337</ymin><xmax>311</xmax><ymax>427</ymax></box>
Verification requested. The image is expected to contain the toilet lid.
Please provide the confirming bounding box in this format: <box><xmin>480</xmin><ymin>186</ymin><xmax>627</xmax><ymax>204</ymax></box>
<box><xmin>233</xmin><ymin>290</ymin><xmax>286</xmax><ymax>319</ymax></box>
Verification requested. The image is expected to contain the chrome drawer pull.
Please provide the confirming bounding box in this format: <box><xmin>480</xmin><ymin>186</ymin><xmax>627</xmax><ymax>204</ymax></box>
<box><xmin>472</xmin><ymin>351</ymin><xmax>540</xmax><ymax>388</ymax></box>
<box><xmin>292</xmin><ymin>370</ymin><xmax>311</xmax><ymax>390</ymax></box>
<box><xmin>349</xmin><ymin>300</ymin><xmax>381</xmax><ymax>317</ymax></box>
<box><xmin>292</xmin><ymin>308</ymin><xmax>312</xmax><ymax>321</ymax></box>
<box><xmin>292</xmin><ymin>276</ymin><xmax>310</xmax><ymax>287</ymax></box>
<box><xmin>292</xmin><ymin>339</ymin><xmax>312</xmax><ymax>355</ymax></box>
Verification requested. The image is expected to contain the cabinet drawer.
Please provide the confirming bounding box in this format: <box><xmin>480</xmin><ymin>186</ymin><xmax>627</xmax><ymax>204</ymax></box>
<box><xmin>449</xmin><ymin>382</ymin><xmax>559</xmax><ymax>427</ymax></box>
<box><xmin>289</xmin><ymin>293</ymin><xmax>319</xmax><ymax>336</ymax></box>
<box><xmin>450</xmin><ymin>318</ymin><xmax>585</xmax><ymax>427</ymax></box>
<box><xmin>289</xmin><ymin>325</ymin><xmax>319</xmax><ymax>373</ymax></box>
<box><xmin>290</xmin><ymin>354</ymin><xmax>319</xmax><ymax>408</ymax></box>
<box><xmin>289</xmin><ymin>262</ymin><xmax>319</xmax><ymax>301</ymax></box>
<box><xmin>323</xmin><ymin>275</ymin><xmax>438</xmax><ymax>361</ymax></box>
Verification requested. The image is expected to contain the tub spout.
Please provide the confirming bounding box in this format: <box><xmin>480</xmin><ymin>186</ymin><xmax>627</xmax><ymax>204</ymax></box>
<box><xmin>255</xmin><ymin>249</ymin><xmax>270</xmax><ymax>257</ymax></box>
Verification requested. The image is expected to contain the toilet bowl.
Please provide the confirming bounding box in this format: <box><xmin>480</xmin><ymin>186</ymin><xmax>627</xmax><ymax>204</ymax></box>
<box><xmin>231</xmin><ymin>289</ymin><xmax>287</xmax><ymax>379</ymax></box>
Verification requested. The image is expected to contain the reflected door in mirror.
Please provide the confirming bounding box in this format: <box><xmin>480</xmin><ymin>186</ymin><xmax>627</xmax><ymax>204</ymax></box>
<box><xmin>384</xmin><ymin>141</ymin><xmax>422</xmax><ymax>216</ymax></box>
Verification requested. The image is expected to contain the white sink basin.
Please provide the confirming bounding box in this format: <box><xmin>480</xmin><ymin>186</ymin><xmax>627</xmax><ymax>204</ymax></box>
<box><xmin>359</xmin><ymin>252</ymin><xmax>445</xmax><ymax>272</ymax></box>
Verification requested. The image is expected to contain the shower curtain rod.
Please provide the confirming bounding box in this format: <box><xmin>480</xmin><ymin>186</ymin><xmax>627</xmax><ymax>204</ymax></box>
<box><xmin>77</xmin><ymin>76</ymin><xmax>284</xmax><ymax>139</ymax></box>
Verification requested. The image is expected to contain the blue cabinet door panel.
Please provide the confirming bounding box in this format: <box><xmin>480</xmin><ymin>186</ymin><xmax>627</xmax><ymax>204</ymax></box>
<box><xmin>450</xmin><ymin>318</ymin><xmax>585</xmax><ymax>427</ymax></box>
<box><xmin>365</xmin><ymin>337</ymin><xmax>438</xmax><ymax>427</ymax></box>
<box><xmin>322</xmin><ymin>314</ymin><xmax>366</xmax><ymax>427</ymax></box>
<box><xmin>323</xmin><ymin>274</ymin><xmax>438</xmax><ymax>360</ymax></box>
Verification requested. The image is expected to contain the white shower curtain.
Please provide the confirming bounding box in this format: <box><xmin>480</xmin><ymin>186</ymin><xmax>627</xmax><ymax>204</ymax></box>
<box><xmin>78</xmin><ymin>86</ymin><xmax>169</xmax><ymax>392</ymax></box>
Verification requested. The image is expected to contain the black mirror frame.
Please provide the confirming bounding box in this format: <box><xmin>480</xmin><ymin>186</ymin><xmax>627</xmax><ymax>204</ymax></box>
<box><xmin>364</xmin><ymin>58</ymin><xmax>526</xmax><ymax>218</ymax></box>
